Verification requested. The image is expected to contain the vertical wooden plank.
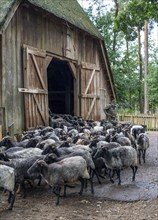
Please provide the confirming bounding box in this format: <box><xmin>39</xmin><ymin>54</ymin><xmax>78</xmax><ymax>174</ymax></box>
<box><xmin>0</xmin><ymin>126</ymin><xmax>2</xmax><ymax>140</ymax></box>
<box><xmin>0</xmin><ymin>35</ymin><xmax>2</xmax><ymax>107</ymax></box>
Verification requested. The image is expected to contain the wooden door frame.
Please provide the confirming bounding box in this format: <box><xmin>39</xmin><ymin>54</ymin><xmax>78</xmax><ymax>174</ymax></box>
<box><xmin>45</xmin><ymin>52</ymin><xmax>78</xmax><ymax>116</ymax></box>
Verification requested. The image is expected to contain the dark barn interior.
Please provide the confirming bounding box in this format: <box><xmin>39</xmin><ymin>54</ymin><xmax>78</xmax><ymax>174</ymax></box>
<box><xmin>47</xmin><ymin>58</ymin><xmax>74</xmax><ymax>115</ymax></box>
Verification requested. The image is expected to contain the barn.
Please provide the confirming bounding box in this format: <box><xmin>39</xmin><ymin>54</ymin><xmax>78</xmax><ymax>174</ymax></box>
<box><xmin>0</xmin><ymin>0</ymin><xmax>116</xmax><ymax>136</ymax></box>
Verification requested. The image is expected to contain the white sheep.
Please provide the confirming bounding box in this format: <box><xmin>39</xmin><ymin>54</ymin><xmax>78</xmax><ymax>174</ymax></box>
<box><xmin>0</xmin><ymin>165</ymin><xmax>16</xmax><ymax>210</ymax></box>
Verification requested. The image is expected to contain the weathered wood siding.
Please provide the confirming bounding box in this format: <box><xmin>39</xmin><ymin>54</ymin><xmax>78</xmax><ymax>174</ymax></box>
<box><xmin>1</xmin><ymin>3</ymin><xmax>112</xmax><ymax>133</ymax></box>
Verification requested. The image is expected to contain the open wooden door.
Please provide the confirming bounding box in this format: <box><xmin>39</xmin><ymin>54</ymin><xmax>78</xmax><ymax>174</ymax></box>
<box><xmin>80</xmin><ymin>62</ymin><xmax>100</xmax><ymax>120</ymax></box>
<box><xmin>19</xmin><ymin>45</ymin><xmax>49</xmax><ymax>129</ymax></box>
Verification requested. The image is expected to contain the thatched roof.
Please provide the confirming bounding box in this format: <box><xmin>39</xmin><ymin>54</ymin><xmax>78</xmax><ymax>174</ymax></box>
<box><xmin>0</xmin><ymin>0</ymin><xmax>103</xmax><ymax>39</ymax></box>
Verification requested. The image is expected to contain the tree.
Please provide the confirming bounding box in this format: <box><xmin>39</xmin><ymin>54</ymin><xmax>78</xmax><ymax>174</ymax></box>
<box><xmin>83</xmin><ymin>0</ymin><xmax>158</xmax><ymax>113</ymax></box>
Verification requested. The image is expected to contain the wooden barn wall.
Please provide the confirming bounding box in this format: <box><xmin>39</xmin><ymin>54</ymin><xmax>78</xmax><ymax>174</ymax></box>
<box><xmin>98</xmin><ymin>45</ymin><xmax>112</xmax><ymax>120</ymax></box>
<box><xmin>1</xmin><ymin>3</ymin><xmax>112</xmax><ymax>133</ymax></box>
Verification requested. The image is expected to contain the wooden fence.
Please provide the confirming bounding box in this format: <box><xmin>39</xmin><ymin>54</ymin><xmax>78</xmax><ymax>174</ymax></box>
<box><xmin>118</xmin><ymin>114</ymin><xmax>158</xmax><ymax>131</ymax></box>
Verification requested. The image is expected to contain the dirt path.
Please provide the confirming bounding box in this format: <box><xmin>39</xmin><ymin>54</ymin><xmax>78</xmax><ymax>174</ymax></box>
<box><xmin>0</xmin><ymin>132</ymin><xmax>158</xmax><ymax>220</ymax></box>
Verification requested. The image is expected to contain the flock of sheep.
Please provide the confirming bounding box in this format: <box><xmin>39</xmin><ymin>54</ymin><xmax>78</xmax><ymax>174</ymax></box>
<box><xmin>0</xmin><ymin>114</ymin><xmax>150</xmax><ymax>210</ymax></box>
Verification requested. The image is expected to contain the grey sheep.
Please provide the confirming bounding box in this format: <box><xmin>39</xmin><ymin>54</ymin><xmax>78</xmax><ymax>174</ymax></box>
<box><xmin>111</xmin><ymin>133</ymin><xmax>131</xmax><ymax>146</ymax></box>
<box><xmin>4</xmin><ymin>148</ymin><xmax>42</xmax><ymax>159</ymax></box>
<box><xmin>94</xmin><ymin>145</ymin><xmax>138</xmax><ymax>185</ymax></box>
<box><xmin>0</xmin><ymin>165</ymin><xmax>16</xmax><ymax>210</ymax></box>
<box><xmin>27</xmin><ymin>156</ymin><xmax>94</xmax><ymax>205</ymax></box>
<box><xmin>137</xmin><ymin>133</ymin><xmax>150</xmax><ymax>164</ymax></box>
<box><xmin>0</xmin><ymin>155</ymin><xmax>47</xmax><ymax>197</ymax></box>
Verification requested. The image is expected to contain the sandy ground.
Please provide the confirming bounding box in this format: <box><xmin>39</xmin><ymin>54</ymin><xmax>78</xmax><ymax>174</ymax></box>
<box><xmin>0</xmin><ymin>132</ymin><xmax>158</xmax><ymax>220</ymax></box>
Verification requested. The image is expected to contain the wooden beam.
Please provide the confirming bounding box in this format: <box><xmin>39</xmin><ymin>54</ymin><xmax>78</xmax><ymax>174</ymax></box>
<box><xmin>68</xmin><ymin>62</ymin><xmax>77</xmax><ymax>79</ymax></box>
<box><xmin>81</xmin><ymin>94</ymin><xmax>100</xmax><ymax>99</ymax></box>
<box><xmin>86</xmin><ymin>97</ymin><xmax>96</xmax><ymax>120</ymax></box>
<box><xmin>81</xmin><ymin>62</ymin><xmax>100</xmax><ymax>71</ymax></box>
<box><xmin>25</xmin><ymin>45</ymin><xmax>46</xmax><ymax>58</ymax></box>
<box><xmin>84</xmin><ymin>69</ymin><xmax>96</xmax><ymax>95</ymax></box>
<box><xmin>33</xmin><ymin>94</ymin><xmax>46</xmax><ymax>125</ymax></box>
<box><xmin>31</xmin><ymin>54</ymin><xmax>47</xmax><ymax>90</ymax></box>
<box><xmin>18</xmin><ymin>88</ymin><xmax>47</xmax><ymax>94</ymax></box>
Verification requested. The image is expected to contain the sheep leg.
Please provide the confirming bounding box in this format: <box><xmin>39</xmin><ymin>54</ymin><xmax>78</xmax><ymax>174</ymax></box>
<box><xmin>89</xmin><ymin>178</ymin><xmax>94</xmax><ymax>194</ymax></box>
<box><xmin>108</xmin><ymin>169</ymin><xmax>114</xmax><ymax>183</ymax></box>
<box><xmin>111</xmin><ymin>169</ymin><xmax>116</xmax><ymax>178</ymax></box>
<box><xmin>115</xmin><ymin>169</ymin><xmax>121</xmax><ymax>185</ymax></box>
<box><xmin>8</xmin><ymin>191</ymin><xmax>12</xmax><ymax>203</ymax></box>
<box><xmin>63</xmin><ymin>184</ymin><xmax>75</xmax><ymax>197</ymax></box>
<box><xmin>8</xmin><ymin>192</ymin><xmax>15</xmax><ymax>210</ymax></box>
<box><xmin>21</xmin><ymin>181</ymin><xmax>27</xmax><ymax>198</ymax></box>
<box><xmin>92</xmin><ymin>169</ymin><xmax>102</xmax><ymax>185</ymax></box>
<box><xmin>78</xmin><ymin>177</ymin><xmax>84</xmax><ymax>195</ymax></box>
<box><xmin>143</xmin><ymin>149</ymin><xmax>146</xmax><ymax>163</ymax></box>
<box><xmin>131</xmin><ymin>165</ymin><xmax>138</xmax><ymax>181</ymax></box>
<box><xmin>138</xmin><ymin>149</ymin><xmax>141</xmax><ymax>164</ymax></box>
<box><xmin>54</xmin><ymin>186</ymin><xmax>61</xmax><ymax>206</ymax></box>
<box><xmin>52</xmin><ymin>186</ymin><xmax>62</xmax><ymax>205</ymax></box>
<box><xmin>37</xmin><ymin>175</ymin><xmax>42</xmax><ymax>186</ymax></box>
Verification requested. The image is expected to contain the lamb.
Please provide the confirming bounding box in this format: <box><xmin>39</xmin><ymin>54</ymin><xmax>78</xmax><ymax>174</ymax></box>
<box><xmin>0</xmin><ymin>165</ymin><xmax>16</xmax><ymax>210</ymax></box>
<box><xmin>27</xmin><ymin>156</ymin><xmax>94</xmax><ymax>205</ymax></box>
<box><xmin>94</xmin><ymin>145</ymin><xmax>138</xmax><ymax>185</ymax></box>
<box><xmin>137</xmin><ymin>133</ymin><xmax>150</xmax><ymax>164</ymax></box>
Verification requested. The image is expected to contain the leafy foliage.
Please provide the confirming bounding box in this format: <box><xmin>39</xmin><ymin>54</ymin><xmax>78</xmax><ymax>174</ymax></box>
<box><xmin>84</xmin><ymin>0</ymin><xmax>158</xmax><ymax>113</ymax></box>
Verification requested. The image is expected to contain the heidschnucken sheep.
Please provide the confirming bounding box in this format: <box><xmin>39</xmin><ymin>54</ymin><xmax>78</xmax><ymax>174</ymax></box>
<box><xmin>130</xmin><ymin>124</ymin><xmax>146</xmax><ymax>139</ymax></box>
<box><xmin>27</xmin><ymin>156</ymin><xmax>94</xmax><ymax>205</ymax></box>
<box><xmin>0</xmin><ymin>154</ymin><xmax>49</xmax><ymax>198</ymax></box>
<box><xmin>0</xmin><ymin>165</ymin><xmax>16</xmax><ymax>210</ymax></box>
<box><xmin>137</xmin><ymin>133</ymin><xmax>150</xmax><ymax>164</ymax></box>
<box><xmin>94</xmin><ymin>145</ymin><xmax>138</xmax><ymax>185</ymax></box>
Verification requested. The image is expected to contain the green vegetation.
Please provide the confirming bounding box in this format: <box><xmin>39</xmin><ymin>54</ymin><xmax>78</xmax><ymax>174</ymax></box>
<box><xmin>84</xmin><ymin>0</ymin><xmax>158</xmax><ymax>114</ymax></box>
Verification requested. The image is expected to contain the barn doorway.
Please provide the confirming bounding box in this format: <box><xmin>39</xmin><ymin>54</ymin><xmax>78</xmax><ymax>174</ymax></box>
<box><xmin>47</xmin><ymin>58</ymin><xmax>74</xmax><ymax>115</ymax></box>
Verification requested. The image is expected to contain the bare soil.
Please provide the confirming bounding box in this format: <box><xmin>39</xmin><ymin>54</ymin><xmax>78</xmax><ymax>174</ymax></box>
<box><xmin>0</xmin><ymin>132</ymin><xmax>158</xmax><ymax>220</ymax></box>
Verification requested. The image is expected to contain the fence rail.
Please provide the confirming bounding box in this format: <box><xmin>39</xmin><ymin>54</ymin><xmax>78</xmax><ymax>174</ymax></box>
<box><xmin>118</xmin><ymin>114</ymin><xmax>158</xmax><ymax>131</ymax></box>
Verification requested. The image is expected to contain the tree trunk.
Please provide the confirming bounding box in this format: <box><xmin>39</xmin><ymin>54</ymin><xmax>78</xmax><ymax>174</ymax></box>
<box><xmin>113</xmin><ymin>0</ymin><xmax>119</xmax><ymax>58</ymax></box>
<box><xmin>144</xmin><ymin>20</ymin><xmax>149</xmax><ymax>114</ymax></box>
<box><xmin>137</xmin><ymin>27</ymin><xmax>143</xmax><ymax>113</ymax></box>
<box><xmin>126</xmin><ymin>40</ymin><xmax>132</xmax><ymax>108</ymax></box>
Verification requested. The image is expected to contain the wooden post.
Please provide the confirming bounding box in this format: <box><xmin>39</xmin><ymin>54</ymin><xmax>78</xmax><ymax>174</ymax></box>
<box><xmin>0</xmin><ymin>107</ymin><xmax>6</xmax><ymax>137</ymax></box>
